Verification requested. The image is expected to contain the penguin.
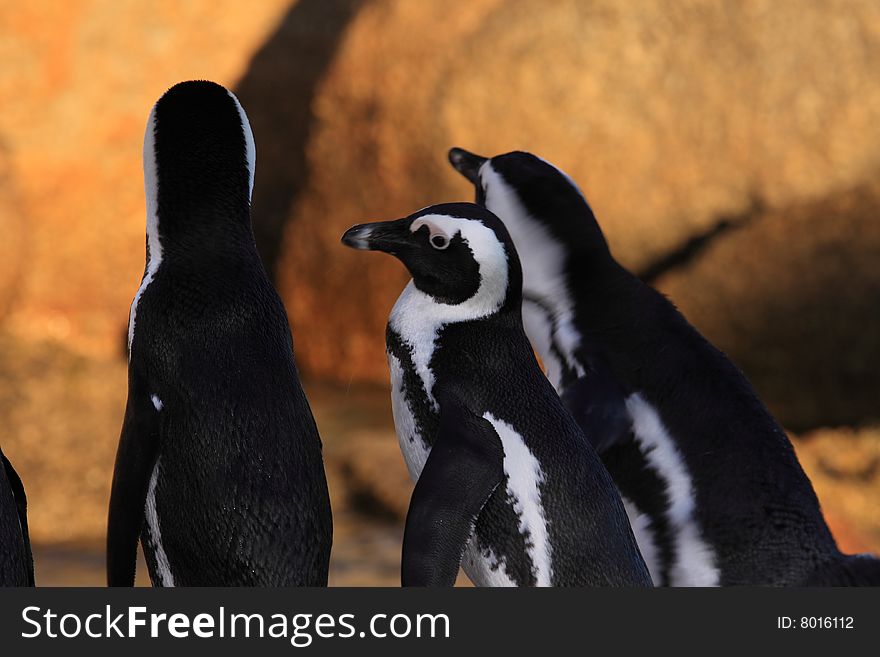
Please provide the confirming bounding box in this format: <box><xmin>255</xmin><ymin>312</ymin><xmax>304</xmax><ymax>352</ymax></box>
<box><xmin>448</xmin><ymin>146</ymin><xmax>880</xmax><ymax>586</ymax></box>
<box><xmin>342</xmin><ymin>202</ymin><xmax>652</xmax><ymax>587</ymax></box>
<box><xmin>0</xmin><ymin>444</ymin><xmax>33</xmax><ymax>586</ymax></box>
<box><xmin>107</xmin><ymin>81</ymin><xmax>332</xmax><ymax>587</ymax></box>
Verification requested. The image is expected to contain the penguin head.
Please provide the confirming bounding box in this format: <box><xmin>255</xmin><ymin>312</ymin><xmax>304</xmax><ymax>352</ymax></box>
<box><xmin>144</xmin><ymin>80</ymin><xmax>256</xmax><ymax>256</ymax></box>
<box><xmin>342</xmin><ymin>202</ymin><xmax>522</xmax><ymax>314</ymax></box>
<box><xmin>448</xmin><ymin>148</ymin><xmax>613</xmax><ymax>297</ymax></box>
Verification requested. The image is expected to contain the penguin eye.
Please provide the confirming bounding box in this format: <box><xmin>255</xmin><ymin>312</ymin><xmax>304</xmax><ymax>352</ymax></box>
<box><xmin>430</xmin><ymin>234</ymin><xmax>450</xmax><ymax>250</ymax></box>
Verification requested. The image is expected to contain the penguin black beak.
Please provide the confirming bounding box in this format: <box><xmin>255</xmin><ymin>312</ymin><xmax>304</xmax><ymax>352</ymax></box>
<box><xmin>341</xmin><ymin>219</ymin><xmax>412</xmax><ymax>255</ymax></box>
<box><xmin>448</xmin><ymin>147</ymin><xmax>488</xmax><ymax>184</ymax></box>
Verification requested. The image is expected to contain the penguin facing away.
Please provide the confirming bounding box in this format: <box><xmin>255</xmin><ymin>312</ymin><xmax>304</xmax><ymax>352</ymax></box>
<box><xmin>107</xmin><ymin>81</ymin><xmax>332</xmax><ymax>586</ymax></box>
<box><xmin>0</xmin><ymin>444</ymin><xmax>33</xmax><ymax>586</ymax></box>
<box><xmin>342</xmin><ymin>202</ymin><xmax>652</xmax><ymax>587</ymax></box>
<box><xmin>449</xmin><ymin>147</ymin><xmax>880</xmax><ymax>586</ymax></box>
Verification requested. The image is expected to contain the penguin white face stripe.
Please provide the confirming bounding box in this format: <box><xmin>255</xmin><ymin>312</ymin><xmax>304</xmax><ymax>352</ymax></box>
<box><xmin>390</xmin><ymin>215</ymin><xmax>510</xmax><ymax>406</ymax></box>
<box><xmin>407</xmin><ymin>213</ymin><xmax>510</xmax><ymax>310</ymax></box>
<box><xmin>484</xmin><ymin>413</ymin><xmax>553</xmax><ymax>587</ymax></box>
<box><xmin>150</xmin><ymin>394</ymin><xmax>163</xmax><ymax>412</ymax></box>
<box><xmin>127</xmin><ymin>107</ymin><xmax>164</xmax><ymax>359</ymax></box>
<box><xmin>480</xmin><ymin>164</ymin><xmax>584</xmax><ymax>389</ymax></box>
<box><xmin>626</xmin><ymin>394</ymin><xmax>719</xmax><ymax>586</ymax></box>
<box><xmin>227</xmin><ymin>90</ymin><xmax>256</xmax><ymax>201</ymax></box>
<box><xmin>145</xmin><ymin>458</ymin><xmax>175</xmax><ymax>587</ymax></box>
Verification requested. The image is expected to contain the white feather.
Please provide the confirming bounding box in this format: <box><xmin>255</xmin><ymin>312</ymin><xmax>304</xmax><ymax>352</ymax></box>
<box><xmin>127</xmin><ymin>107</ymin><xmax>163</xmax><ymax>357</ymax></box>
<box><xmin>626</xmin><ymin>394</ymin><xmax>719</xmax><ymax>586</ymax></box>
<box><xmin>144</xmin><ymin>458</ymin><xmax>175</xmax><ymax>587</ymax></box>
<box><xmin>622</xmin><ymin>496</ymin><xmax>659</xmax><ymax>585</ymax></box>
<box><xmin>227</xmin><ymin>90</ymin><xmax>256</xmax><ymax>201</ymax></box>
<box><xmin>484</xmin><ymin>413</ymin><xmax>553</xmax><ymax>586</ymax></box>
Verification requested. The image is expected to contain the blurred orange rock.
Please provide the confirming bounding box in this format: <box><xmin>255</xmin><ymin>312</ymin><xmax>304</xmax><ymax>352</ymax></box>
<box><xmin>0</xmin><ymin>148</ymin><xmax>26</xmax><ymax>322</ymax></box>
<box><xmin>275</xmin><ymin>0</ymin><xmax>880</xmax><ymax>397</ymax></box>
<box><xmin>0</xmin><ymin>0</ymin><xmax>292</xmax><ymax>355</ymax></box>
<box><xmin>793</xmin><ymin>426</ymin><xmax>880</xmax><ymax>553</ymax></box>
<box><xmin>333</xmin><ymin>431</ymin><xmax>412</xmax><ymax>520</ymax></box>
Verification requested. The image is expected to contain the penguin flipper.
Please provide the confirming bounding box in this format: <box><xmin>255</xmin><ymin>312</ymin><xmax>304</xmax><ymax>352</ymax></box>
<box><xmin>561</xmin><ymin>351</ymin><xmax>632</xmax><ymax>453</ymax></box>
<box><xmin>401</xmin><ymin>398</ymin><xmax>505</xmax><ymax>587</ymax></box>
<box><xmin>1</xmin><ymin>452</ymin><xmax>34</xmax><ymax>586</ymax></box>
<box><xmin>107</xmin><ymin>375</ymin><xmax>160</xmax><ymax>587</ymax></box>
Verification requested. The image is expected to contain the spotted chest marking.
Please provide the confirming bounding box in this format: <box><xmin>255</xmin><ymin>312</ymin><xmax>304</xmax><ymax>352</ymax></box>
<box><xmin>461</xmin><ymin>544</ymin><xmax>517</xmax><ymax>587</ymax></box>
<box><xmin>388</xmin><ymin>339</ymin><xmax>550</xmax><ymax>587</ymax></box>
<box><xmin>484</xmin><ymin>413</ymin><xmax>552</xmax><ymax>586</ymax></box>
<box><xmin>389</xmin><ymin>351</ymin><xmax>518</xmax><ymax>585</ymax></box>
<box><xmin>388</xmin><ymin>351</ymin><xmax>430</xmax><ymax>481</ymax></box>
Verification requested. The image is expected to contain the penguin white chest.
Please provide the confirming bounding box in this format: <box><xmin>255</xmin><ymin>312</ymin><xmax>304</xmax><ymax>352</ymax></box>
<box><xmin>387</xmin><ymin>351</ymin><xmax>430</xmax><ymax>481</ymax></box>
<box><xmin>388</xmin><ymin>349</ymin><xmax>551</xmax><ymax>587</ymax></box>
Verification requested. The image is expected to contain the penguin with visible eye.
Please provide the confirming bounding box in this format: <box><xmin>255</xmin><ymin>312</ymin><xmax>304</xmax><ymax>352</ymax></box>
<box><xmin>0</xmin><ymin>444</ymin><xmax>33</xmax><ymax>586</ymax></box>
<box><xmin>342</xmin><ymin>202</ymin><xmax>651</xmax><ymax>587</ymax></box>
<box><xmin>107</xmin><ymin>81</ymin><xmax>332</xmax><ymax>586</ymax></box>
<box><xmin>448</xmin><ymin>146</ymin><xmax>880</xmax><ymax>586</ymax></box>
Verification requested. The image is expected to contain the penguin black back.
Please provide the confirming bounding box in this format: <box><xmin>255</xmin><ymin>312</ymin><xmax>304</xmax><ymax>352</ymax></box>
<box><xmin>107</xmin><ymin>81</ymin><xmax>332</xmax><ymax>587</ymax></box>
<box><xmin>0</xmin><ymin>444</ymin><xmax>33</xmax><ymax>586</ymax></box>
<box><xmin>450</xmin><ymin>147</ymin><xmax>876</xmax><ymax>586</ymax></box>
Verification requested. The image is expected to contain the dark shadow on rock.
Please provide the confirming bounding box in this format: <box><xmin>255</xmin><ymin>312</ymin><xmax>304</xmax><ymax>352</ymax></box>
<box><xmin>235</xmin><ymin>0</ymin><xmax>365</xmax><ymax>280</ymax></box>
<box><xmin>655</xmin><ymin>179</ymin><xmax>880</xmax><ymax>431</ymax></box>
<box><xmin>638</xmin><ymin>195</ymin><xmax>765</xmax><ymax>285</ymax></box>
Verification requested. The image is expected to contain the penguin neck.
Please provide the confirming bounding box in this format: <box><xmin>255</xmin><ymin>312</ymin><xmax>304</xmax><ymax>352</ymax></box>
<box><xmin>390</xmin><ymin>280</ymin><xmax>521</xmax><ymax>413</ymax></box>
<box><xmin>391</xmin><ymin>278</ymin><xmax>518</xmax><ymax>335</ymax></box>
<box><xmin>145</xmin><ymin>112</ymin><xmax>258</xmax><ymax>270</ymax></box>
<box><xmin>155</xmin><ymin>201</ymin><xmax>258</xmax><ymax>266</ymax></box>
<box><xmin>521</xmin><ymin>248</ymin><xmax>624</xmax><ymax>390</ymax></box>
<box><xmin>486</xmin><ymin>196</ymin><xmax>614</xmax><ymax>390</ymax></box>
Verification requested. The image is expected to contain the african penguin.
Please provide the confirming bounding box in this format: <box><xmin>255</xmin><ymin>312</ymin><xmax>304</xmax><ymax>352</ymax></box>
<box><xmin>0</xmin><ymin>444</ymin><xmax>33</xmax><ymax>586</ymax></box>
<box><xmin>107</xmin><ymin>80</ymin><xmax>332</xmax><ymax>586</ymax></box>
<box><xmin>342</xmin><ymin>202</ymin><xmax>652</xmax><ymax>587</ymax></box>
<box><xmin>449</xmin><ymin>146</ymin><xmax>880</xmax><ymax>586</ymax></box>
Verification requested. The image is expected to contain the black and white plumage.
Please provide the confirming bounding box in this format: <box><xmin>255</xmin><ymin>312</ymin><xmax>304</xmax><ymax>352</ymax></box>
<box><xmin>449</xmin><ymin>147</ymin><xmax>880</xmax><ymax>586</ymax></box>
<box><xmin>0</xmin><ymin>444</ymin><xmax>33</xmax><ymax>586</ymax></box>
<box><xmin>342</xmin><ymin>203</ymin><xmax>651</xmax><ymax>587</ymax></box>
<box><xmin>107</xmin><ymin>80</ymin><xmax>332</xmax><ymax>587</ymax></box>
